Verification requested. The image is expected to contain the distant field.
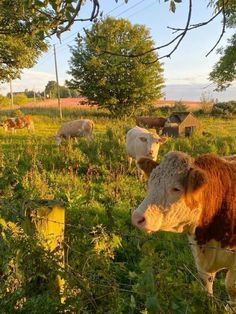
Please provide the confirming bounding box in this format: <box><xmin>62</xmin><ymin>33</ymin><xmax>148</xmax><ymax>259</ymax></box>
<box><xmin>2</xmin><ymin>97</ymin><xmax>203</xmax><ymax>111</ymax></box>
<box><xmin>154</xmin><ymin>99</ymin><xmax>202</xmax><ymax>110</ymax></box>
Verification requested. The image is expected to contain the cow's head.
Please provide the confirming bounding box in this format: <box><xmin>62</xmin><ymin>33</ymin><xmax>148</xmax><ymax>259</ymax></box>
<box><xmin>139</xmin><ymin>134</ymin><xmax>168</xmax><ymax>160</ymax></box>
<box><xmin>132</xmin><ymin>151</ymin><xmax>207</xmax><ymax>234</ymax></box>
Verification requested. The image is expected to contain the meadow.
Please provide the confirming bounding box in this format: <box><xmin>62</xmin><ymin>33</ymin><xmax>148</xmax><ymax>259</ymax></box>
<box><xmin>0</xmin><ymin>106</ymin><xmax>236</xmax><ymax>314</ymax></box>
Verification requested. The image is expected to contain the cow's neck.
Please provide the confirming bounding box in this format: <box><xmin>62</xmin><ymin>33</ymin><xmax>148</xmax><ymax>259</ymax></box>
<box><xmin>193</xmin><ymin>154</ymin><xmax>236</xmax><ymax>248</ymax></box>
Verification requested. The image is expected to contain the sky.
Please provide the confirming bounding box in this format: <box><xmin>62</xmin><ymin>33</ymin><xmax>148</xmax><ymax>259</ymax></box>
<box><xmin>0</xmin><ymin>0</ymin><xmax>235</xmax><ymax>101</ymax></box>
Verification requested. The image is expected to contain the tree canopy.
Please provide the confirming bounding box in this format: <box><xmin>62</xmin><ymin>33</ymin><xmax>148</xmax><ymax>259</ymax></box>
<box><xmin>44</xmin><ymin>80</ymin><xmax>79</xmax><ymax>98</ymax></box>
<box><xmin>0</xmin><ymin>0</ymin><xmax>99</xmax><ymax>82</ymax></box>
<box><xmin>209</xmin><ymin>3</ymin><xmax>236</xmax><ymax>90</ymax></box>
<box><xmin>67</xmin><ymin>17</ymin><xmax>164</xmax><ymax>116</ymax></box>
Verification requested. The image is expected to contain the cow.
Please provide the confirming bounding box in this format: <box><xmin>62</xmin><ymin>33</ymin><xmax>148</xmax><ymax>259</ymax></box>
<box><xmin>2</xmin><ymin>116</ymin><xmax>34</xmax><ymax>132</ymax></box>
<box><xmin>54</xmin><ymin>119</ymin><xmax>94</xmax><ymax>145</ymax></box>
<box><xmin>132</xmin><ymin>151</ymin><xmax>236</xmax><ymax>308</ymax></box>
<box><xmin>136</xmin><ymin>116</ymin><xmax>167</xmax><ymax>132</ymax></box>
<box><xmin>125</xmin><ymin>126</ymin><xmax>167</xmax><ymax>179</ymax></box>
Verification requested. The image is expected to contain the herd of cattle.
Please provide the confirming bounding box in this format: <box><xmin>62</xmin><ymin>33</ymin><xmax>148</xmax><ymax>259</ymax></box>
<box><xmin>1</xmin><ymin>115</ymin><xmax>236</xmax><ymax>308</ymax></box>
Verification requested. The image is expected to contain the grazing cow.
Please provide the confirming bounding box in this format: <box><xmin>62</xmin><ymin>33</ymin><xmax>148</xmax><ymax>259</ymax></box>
<box><xmin>2</xmin><ymin>116</ymin><xmax>34</xmax><ymax>132</ymax></box>
<box><xmin>132</xmin><ymin>151</ymin><xmax>236</xmax><ymax>307</ymax></box>
<box><xmin>136</xmin><ymin>116</ymin><xmax>167</xmax><ymax>132</ymax></box>
<box><xmin>125</xmin><ymin>126</ymin><xmax>167</xmax><ymax>178</ymax></box>
<box><xmin>54</xmin><ymin>119</ymin><xmax>94</xmax><ymax>145</ymax></box>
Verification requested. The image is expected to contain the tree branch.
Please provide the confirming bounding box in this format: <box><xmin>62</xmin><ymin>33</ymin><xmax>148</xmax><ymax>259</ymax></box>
<box><xmin>99</xmin><ymin>0</ymin><xmax>192</xmax><ymax>63</ymax></box>
<box><xmin>98</xmin><ymin>0</ymin><xmax>229</xmax><ymax>63</ymax></box>
<box><xmin>55</xmin><ymin>0</ymin><xmax>100</xmax><ymax>38</ymax></box>
<box><xmin>205</xmin><ymin>0</ymin><xmax>226</xmax><ymax>56</ymax></box>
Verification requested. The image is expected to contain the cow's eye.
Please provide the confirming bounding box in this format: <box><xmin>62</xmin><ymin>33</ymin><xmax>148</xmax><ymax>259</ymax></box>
<box><xmin>139</xmin><ymin>137</ymin><xmax>147</xmax><ymax>142</ymax></box>
<box><xmin>172</xmin><ymin>187</ymin><xmax>181</xmax><ymax>192</ymax></box>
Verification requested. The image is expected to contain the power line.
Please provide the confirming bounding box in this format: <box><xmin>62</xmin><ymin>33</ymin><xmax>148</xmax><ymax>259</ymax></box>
<box><xmin>57</xmin><ymin>0</ymin><xmax>129</xmax><ymax>45</ymax></box>
<box><xmin>116</xmin><ymin>0</ymin><xmax>146</xmax><ymax>18</ymax></box>
<box><xmin>126</xmin><ymin>0</ymin><xmax>158</xmax><ymax>19</ymax></box>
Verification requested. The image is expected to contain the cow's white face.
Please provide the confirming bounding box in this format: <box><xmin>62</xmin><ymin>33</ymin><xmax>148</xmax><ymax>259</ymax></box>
<box><xmin>138</xmin><ymin>134</ymin><xmax>167</xmax><ymax>160</ymax></box>
<box><xmin>132</xmin><ymin>151</ymin><xmax>207</xmax><ymax>234</ymax></box>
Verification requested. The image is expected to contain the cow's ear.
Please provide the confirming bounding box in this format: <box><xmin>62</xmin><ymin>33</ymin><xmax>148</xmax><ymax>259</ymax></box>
<box><xmin>185</xmin><ymin>167</ymin><xmax>207</xmax><ymax>195</ymax></box>
<box><xmin>137</xmin><ymin>157</ymin><xmax>159</xmax><ymax>177</ymax></box>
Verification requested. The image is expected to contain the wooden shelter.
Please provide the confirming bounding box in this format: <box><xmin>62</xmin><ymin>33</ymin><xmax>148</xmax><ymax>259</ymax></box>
<box><xmin>163</xmin><ymin>112</ymin><xmax>200</xmax><ymax>137</ymax></box>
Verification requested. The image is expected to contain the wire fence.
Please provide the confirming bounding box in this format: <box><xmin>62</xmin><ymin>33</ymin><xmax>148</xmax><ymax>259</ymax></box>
<box><xmin>29</xmin><ymin>213</ymin><xmax>236</xmax><ymax>255</ymax></box>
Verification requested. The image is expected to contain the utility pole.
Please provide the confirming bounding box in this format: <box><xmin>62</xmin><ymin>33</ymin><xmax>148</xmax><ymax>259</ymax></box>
<box><xmin>33</xmin><ymin>87</ymin><xmax>36</xmax><ymax>103</ymax></box>
<box><xmin>9</xmin><ymin>79</ymin><xmax>13</xmax><ymax>109</ymax></box>
<box><xmin>53</xmin><ymin>44</ymin><xmax>62</xmax><ymax>119</ymax></box>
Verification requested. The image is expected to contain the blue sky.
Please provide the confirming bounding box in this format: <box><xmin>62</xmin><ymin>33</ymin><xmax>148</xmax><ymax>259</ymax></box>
<box><xmin>1</xmin><ymin>0</ymin><xmax>235</xmax><ymax>101</ymax></box>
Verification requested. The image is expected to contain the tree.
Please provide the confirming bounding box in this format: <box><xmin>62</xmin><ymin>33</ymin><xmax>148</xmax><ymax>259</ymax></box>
<box><xmin>67</xmin><ymin>17</ymin><xmax>164</xmax><ymax>116</ymax></box>
<box><xmin>45</xmin><ymin>81</ymin><xmax>58</xmax><ymax>99</ymax></box>
<box><xmin>209</xmin><ymin>16</ymin><xmax>236</xmax><ymax>90</ymax></box>
<box><xmin>44</xmin><ymin>80</ymin><xmax>79</xmax><ymax>98</ymax></box>
<box><xmin>200</xmin><ymin>91</ymin><xmax>214</xmax><ymax>113</ymax></box>
<box><xmin>0</xmin><ymin>0</ymin><xmax>48</xmax><ymax>81</ymax></box>
<box><xmin>0</xmin><ymin>0</ymin><xmax>99</xmax><ymax>82</ymax></box>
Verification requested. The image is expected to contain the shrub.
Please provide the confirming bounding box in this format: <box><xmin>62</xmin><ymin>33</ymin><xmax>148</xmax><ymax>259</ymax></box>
<box><xmin>13</xmin><ymin>93</ymin><xmax>29</xmax><ymax>106</ymax></box>
<box><xmin>173</xmin><ymin>100</ymin><xmax>188</xmax><ymax>112</ymax></box>
<box><xmin>0</xmin><ymin>95</ymin><xmax>10</xmax><ymax>107</ymax></box>
<box><xmin>211</xmin><ymin>101</ymin><xmax>236</xmax><ymax>117</ymax></box>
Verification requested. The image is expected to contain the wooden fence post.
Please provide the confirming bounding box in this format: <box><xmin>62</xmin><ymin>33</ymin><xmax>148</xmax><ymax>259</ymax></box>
<box><xmin>23</xmin><ymin>200</ymin><xmax>65</xmax><ymax>303</ymax></box>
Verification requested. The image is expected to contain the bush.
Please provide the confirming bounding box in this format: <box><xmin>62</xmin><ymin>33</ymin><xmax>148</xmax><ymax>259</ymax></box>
<box><xmin>211</xmin><ymin>101</ymin><xmax>236</xmax><ymax>117</ymax></box>
<box><xmin>0</xmin><ymin>95</ymin><xmax>10</xmax><ymax>107</ymax></box>
<box><xmin>173</xmin><ymin>100</ymin><xmax>188</xmax><ymax>112</ymax></box>
<box><xmin>13</xmin><ymin>93</ymin><xmax>29</xmax><ymax>106</ymax></box>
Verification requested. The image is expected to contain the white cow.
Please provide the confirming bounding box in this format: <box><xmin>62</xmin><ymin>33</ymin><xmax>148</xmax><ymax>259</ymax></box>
<box><xmin>126</xmin><ymin>126</ymin><xmax>167</xmax><ymax>177</ymax></box>
<box><xmin>54</xmin><ymin>119</ymin><xmax>94</xmax><ymax>145</ymax></box>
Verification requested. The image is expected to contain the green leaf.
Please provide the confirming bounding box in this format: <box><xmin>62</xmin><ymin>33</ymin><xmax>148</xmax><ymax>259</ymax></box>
<box><xmin>170</xmin><ymin>0</ymin><xmax>176</xmax><ymax>12</ymax></box>
<box><xmin>0</xmin><ymin>218</ymin><xmax>7</xmax><ymax>228</ymax></box>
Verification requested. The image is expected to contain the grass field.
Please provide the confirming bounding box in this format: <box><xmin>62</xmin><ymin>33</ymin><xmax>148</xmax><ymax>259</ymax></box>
<box><xmin>0</xmin><ymin>106</ymin><xmax>235</xmax><ymax>313</ymax></box>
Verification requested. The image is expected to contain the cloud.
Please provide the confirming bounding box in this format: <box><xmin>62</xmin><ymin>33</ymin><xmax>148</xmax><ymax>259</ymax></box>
<box><xmin>164</xmin><ymin>83</ymin><xmax>236</xmax><ymax>101</ymax></box>
<box><xmin>1</xmin><ymin>69</ymin><xmax>235</xmax><ymax>102</ymax></box>
<box><xmin>0</xmin><ymin>69</ymin><xmax>62</xmax><ymax>95</ymax></box>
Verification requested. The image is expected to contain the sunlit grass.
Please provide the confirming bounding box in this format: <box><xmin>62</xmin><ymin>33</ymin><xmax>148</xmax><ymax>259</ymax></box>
<box><xmin>0</xmin><ymin>107</ymin><xmax>234</xmax><ymax>313</ymax></box>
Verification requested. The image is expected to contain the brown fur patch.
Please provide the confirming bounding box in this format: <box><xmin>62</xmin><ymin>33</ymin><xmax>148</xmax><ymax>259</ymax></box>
<box><xmin>137</xmin><ymin>157</ymin><xmax>159</xmax><ymax>177</ymax></box>
<box><xmin>190</xmin><ymin>154</ymin><xmax>236</xmax><ymax>247</ymax></box>
<box><xmin>3</xmin><ymin>116</ymin><xmax>33</xmax><ymax>130</ymax></box>
<box><xmin>136</xmin><ymin>116</ymin><xmax>167</xmax><ymax>129</ymax></box>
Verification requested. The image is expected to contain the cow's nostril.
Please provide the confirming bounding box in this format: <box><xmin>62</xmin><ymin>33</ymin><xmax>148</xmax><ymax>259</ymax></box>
<box><xmin>138</xmin><ymin>217</ymin><xmax>145</xmax><ymax>225</ymax></box>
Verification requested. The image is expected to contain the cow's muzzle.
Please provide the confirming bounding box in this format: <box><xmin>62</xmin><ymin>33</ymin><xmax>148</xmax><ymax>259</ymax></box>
<box><xmin>132</xmin><ymin>205</ymin><xmax>163</xmax><ymax>232</ymax></box>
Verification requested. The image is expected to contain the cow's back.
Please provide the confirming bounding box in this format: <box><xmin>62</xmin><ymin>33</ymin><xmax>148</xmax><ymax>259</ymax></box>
<box><xmin>136</xmin><ymin>116</ymin><xmax>167</xmax><ymax>128</ymax></box>
<box><xmin>58</xmin><ymin>119</ymin><xmax>93</xmax><ymax>137</ymax></box>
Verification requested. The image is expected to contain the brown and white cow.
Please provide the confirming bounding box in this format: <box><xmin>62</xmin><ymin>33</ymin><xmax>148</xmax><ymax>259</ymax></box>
<box><xmin>132</xmin><ymin>151</ymin><xmax>236</xmax><ymax>307</ymax></box>
<box><xmin>136</xmin><ymin>116</ymin><xmax>167</xmax><ymax>132</ymax></box>
<box><xmin>54</xmin><ymin>119</ymin><xmax>94</xmax><ymax>145</ymax></box>
<box><xmin>2</xmin><ymin>116</ymin><xmax>34</xmax><ymax>132</ymax></box>
<box><xmin>125</xmin><ymin>126</ymin><xmax>167</xmax><ymax>179</ymax></box>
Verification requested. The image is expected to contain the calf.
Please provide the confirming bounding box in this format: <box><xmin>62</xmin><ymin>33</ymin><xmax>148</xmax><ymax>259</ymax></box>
<box><xmin>54</xmin><ymin>119</ymin><xmax>94</xmax><ymax>145</ymax></box>
<box><xmin>136</xmin><ymin>116</ymin><xmax>167</xmax><ymax>132</ymax></box>
<box><xmin>132</xmin><ymin>151</ymin><xmax>236</xmax><ymax>308</ymax></box>
<box><xmin>2</xmin><ymin>116</ymin><xmax>34</xmax><ymax>132</ymax></box>
<box><xmin>125</xmin><ymin>126</ymin><xmax>167</xmax><ymax>178</ymax></box>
